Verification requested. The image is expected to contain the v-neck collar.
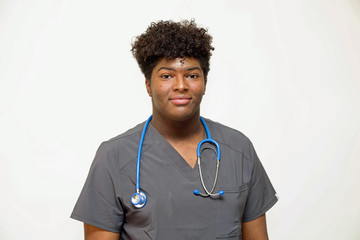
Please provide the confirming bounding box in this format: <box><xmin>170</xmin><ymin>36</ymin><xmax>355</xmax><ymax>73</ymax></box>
<box><xmin>143</xmin><ymin>119</ymin><xmax>220</xmax><ymax>192</ymax></box>
<box><xmin>146</xmin><ymin>123</ymin><xmax>201</xmax><ymax>181</ymax></box>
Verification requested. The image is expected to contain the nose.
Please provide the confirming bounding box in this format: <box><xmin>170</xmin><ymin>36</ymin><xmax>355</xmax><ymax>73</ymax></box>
<box><xmin>173</xmin><ymin>75</ymin><xmax>188</xmax><ymax>92</ymax></box>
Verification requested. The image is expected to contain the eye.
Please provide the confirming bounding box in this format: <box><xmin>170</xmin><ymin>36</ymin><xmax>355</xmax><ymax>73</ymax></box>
<box><xmin>161</xmin><ymin>74</ymin><xmax>171</xmax><ymax>79</ymax></box>
<box><xmin>188</xmin><ymin>74</ymin><xmax>199</xmax><ymax>79</ymax></box>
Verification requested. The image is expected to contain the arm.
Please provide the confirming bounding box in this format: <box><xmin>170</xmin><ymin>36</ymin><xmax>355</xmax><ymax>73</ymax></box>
<box><xmin>84</xmin><ymin>223</ymin><xmax>120</xmax><ymax>240</ymax></box>
<box><xmin>242</xmin><ymin>214</ymin><xmax>269</xmax><ymax>240</ymax></box>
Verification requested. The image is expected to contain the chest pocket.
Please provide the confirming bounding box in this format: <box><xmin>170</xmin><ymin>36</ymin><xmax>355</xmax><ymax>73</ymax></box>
<box><xmin>215</xmin><ymin>184</ymin><xmax>249</xmax><ymax>239</ymax></box>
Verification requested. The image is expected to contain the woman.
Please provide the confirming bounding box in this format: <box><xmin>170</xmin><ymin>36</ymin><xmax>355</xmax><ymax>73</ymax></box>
<box><xmin>71</xmin><ymin>20</ymin><xmax>277</xmax><ymax>240</ymax></box>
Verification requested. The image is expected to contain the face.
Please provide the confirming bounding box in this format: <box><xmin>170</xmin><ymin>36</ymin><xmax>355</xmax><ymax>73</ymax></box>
<box><xmin>146</xmin><ymin>57</ymin><xmax>206</xmax><ymax>122</ymax></box>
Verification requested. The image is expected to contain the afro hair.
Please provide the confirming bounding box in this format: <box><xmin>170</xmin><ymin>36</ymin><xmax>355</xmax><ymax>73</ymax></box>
<box><xmin>131</xmin><ymin>19</ymin><xmax>214</xmax><ymax>81</ymax></box>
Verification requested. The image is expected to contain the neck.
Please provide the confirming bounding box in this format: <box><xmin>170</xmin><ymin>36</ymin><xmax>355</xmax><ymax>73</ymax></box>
<box><xmin>150</xmin><ymin>113</ymin><xmax>203</xmax><ymax>141</ymax></box>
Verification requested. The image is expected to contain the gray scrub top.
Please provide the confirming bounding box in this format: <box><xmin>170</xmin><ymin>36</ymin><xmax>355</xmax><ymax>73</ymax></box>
<box><xmin>71</xmin><ymin>118</ymin><xmax>278</xmax><ymax>239</ymax></box>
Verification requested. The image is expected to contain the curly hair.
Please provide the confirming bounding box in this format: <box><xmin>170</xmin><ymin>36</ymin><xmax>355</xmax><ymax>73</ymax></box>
<box><xmin>131</xmin><ymin>20</ymin><xmax>214</xmax><ymax>82</ymax></box>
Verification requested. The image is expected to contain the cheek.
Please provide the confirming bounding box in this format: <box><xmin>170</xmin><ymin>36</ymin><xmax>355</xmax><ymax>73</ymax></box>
<box><xmin>194</xmin><ymin>84</ymin><xmax>206</xmax><ymax>95</ymax></box>
<box><xmin>151</xmin><ymin>85</ymin><xmax>168</xmax><ymax>101</ymax></box>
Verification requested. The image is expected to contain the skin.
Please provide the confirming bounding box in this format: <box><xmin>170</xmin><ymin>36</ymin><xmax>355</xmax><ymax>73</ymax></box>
<box><xmin>242</xmin><ymin>214</ymin><xmax>269</xmax><ymax>240</ymax></box>
<box><xmin>84</xmin><ymin>223</ymin><xmax>119</xmax><ymax>239</ymax></box>
<box><xmin>83</xmin><ymin>57</ymin><xmax>270</xmax><ymax>239</ymax></box>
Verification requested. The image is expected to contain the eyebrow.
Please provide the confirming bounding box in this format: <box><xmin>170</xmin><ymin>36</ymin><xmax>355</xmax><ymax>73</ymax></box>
<box><xmin>186</xmin><ymin>67</ymin><xmax>202</xmax><ymax>71</ymax></box>
<box><xmin>158</xmin><ymin>67</ymin><xmax>175</xmax><ymax>72</ymax></box>
<box><xmin>157</xmin><ymin>67</ymin><xmax>202</xmax><ymax>72</ymax></box>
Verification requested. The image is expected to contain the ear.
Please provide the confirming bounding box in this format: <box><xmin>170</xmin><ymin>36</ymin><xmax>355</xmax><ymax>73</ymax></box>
<box><xmin>203</xmin><ymin>82</ymin><xmax>206</xmax><ymax>95</ymax></box>
<box><xmin>145</xmin><ymin>79</ymin><xmax>152</xmax><ymax>97</ymax></box>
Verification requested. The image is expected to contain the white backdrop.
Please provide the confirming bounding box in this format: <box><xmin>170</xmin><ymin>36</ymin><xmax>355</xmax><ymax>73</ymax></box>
<box><xmin>1</xmin><ymin>0</ymin><xmax>359</xmax><ymax>239</ymax></box>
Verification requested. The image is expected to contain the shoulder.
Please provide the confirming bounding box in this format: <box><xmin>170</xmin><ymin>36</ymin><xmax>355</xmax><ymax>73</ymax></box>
<box><xmin>204</xmin><ymin>118</ymin><xmax>252</xmax><ymax>145</ymax></box>
<box><xmin>105</xmin><ymin>121</ymin><xmax>145</xmax><ymax>146</ymax></box>
<box><xmin>92</xmin><ymin>121</ymin><xmax>146</xmax><ymax>170</ymax></box>
<box><xmin>204</xmin><ymin>118</ymin><xmax>256</xmax><ymax>159</ymax></box>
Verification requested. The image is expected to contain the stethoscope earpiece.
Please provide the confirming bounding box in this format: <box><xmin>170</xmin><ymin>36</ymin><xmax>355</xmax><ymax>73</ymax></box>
<box><xmin>194</xmin><ymin>189</ymin><xmax>224</xmax><ymax>198</ymax></box>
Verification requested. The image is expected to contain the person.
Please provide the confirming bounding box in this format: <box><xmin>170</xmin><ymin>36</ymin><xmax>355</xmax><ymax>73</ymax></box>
<box><xmin>71</xmin><ymin>19</ymin><xmax>278</xmax><ymax>240</ymax></box>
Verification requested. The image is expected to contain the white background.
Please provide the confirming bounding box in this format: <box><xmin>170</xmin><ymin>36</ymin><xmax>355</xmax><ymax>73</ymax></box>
<box><xmin>1</xmin><ymin>0</ymin><xmax>359</xmax><ymax>239</ymax></box>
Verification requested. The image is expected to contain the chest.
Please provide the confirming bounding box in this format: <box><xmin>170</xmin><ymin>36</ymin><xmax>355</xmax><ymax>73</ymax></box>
<box><xmin>170</xmin><ymin>141</ymin><xmax>198</xmax><ymax>168</ymax></box>
<box><xmin>118</xmin><ymin>142</ymin><xmax>250</xmax><ymax>239</ymax></box>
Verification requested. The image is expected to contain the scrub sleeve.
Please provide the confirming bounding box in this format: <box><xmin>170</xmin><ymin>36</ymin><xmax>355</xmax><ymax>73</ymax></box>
<box><xmin>71</xmin><ymin>142</ymin><xmax>124</xmax><ymax>233</ymax></box>
<box><xmin>242</xmin><ymin>142</ymin><xmax>278</xmax><ymax>222</ymax></box>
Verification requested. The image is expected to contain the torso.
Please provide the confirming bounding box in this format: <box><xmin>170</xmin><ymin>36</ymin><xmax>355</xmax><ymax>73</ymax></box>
<box><xmin>72</xmin><ymin>118</ymin><xmax>277</xmax><ymax>240</ymax></box>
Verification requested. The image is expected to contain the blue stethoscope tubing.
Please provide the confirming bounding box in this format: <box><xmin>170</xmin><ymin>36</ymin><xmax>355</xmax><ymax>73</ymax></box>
<box><xmin>130</xmin><ymin>115</ymin><xmax>152</xmax><ymax>208</ymax></box>
<box><xmin>131</xmin><ymin>115</ymin><xmax>223</xmax><ymax>209</ymax></box>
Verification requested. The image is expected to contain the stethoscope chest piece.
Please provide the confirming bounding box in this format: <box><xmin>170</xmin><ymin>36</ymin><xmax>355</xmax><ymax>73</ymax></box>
<box><xmin>131</xmin><ymin>191</ymin><xmax>147</xmax><ymax>208</ymax></box>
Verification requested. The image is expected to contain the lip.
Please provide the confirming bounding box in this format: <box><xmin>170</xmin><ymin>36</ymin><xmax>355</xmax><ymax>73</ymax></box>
<box><xmin>169</xmin><ymin>96</ymin><xmax>192</xmax><ymax>105</ymax></box>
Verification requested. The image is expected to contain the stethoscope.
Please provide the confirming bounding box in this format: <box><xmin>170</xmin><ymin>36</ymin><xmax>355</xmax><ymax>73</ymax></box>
<box><xmin>131</xmin><ymin>115</ymin><xmax>224</xmax><ymax>209</ymax></box>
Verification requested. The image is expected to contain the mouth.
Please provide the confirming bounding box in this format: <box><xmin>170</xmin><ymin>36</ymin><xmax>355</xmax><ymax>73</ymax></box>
<box><xmin>169</xmin><ymin>96</ymin><xmax>192</xmax><ymax>105</ymax></box>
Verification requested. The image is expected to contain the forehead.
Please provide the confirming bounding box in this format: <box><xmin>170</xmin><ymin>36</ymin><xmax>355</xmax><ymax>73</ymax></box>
<box><xmin>154</xmin><ymin>57</ymin><xmax>202</xmax><ymax>71</ymax></box>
